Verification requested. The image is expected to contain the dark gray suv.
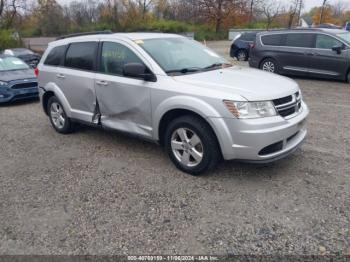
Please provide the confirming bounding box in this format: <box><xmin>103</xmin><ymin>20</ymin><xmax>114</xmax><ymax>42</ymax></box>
<box><xmin>249</xmin><ymin>29</ymin><xmax>350</xmax><ymax>82</ymax></box>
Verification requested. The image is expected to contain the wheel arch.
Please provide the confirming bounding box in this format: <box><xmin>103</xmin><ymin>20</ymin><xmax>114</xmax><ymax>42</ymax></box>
<box><xmin>154</xmin><ymin>96</ymin><xmax>233</xmax><ymax>158</ymax></box>
<box><xmin>41</xmin><ymin>83</ymin><xmax>72</xmax><ymax>118</ymax></box>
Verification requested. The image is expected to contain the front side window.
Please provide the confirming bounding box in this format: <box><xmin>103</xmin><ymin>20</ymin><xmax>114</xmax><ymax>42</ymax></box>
<box><xmin>100</xmin><ymin>42</ymin><xmax>144</xmax><ymax>76</ymax></box>
<box><xmin>65</xmin><ymin>42</ymin><xmax>97</xmax><ymax>71</ymax></box>
<box><xmin>261</xmin><ymin>34</ymin><xmax>285</xmax><ymax>46</ymax></box>
<box><xmin>137</xmin><ymin>37</ymin><xmax>228</xmax><ymax>73</ymax></box>
<box><xmin>44</xmin><ymin>45</ymin><xmax>67</xmax><ymax>66</ymax></box>
<box><xmin>0</xmin><ymin>57</ymin><xmax>29</xmax><ymax>71</ymax></box>
<box><xmin>285</xmin><ymin>33</ymin><xmax>314</xmax><ymax>48</ymax></box>
<box><xmin>316</xmin><ymin>34</ymin><xmax>342</xmax><ymax>49</ymax></box>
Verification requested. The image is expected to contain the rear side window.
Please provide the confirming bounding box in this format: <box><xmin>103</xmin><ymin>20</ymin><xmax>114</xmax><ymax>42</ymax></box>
<box><xmin>44</xmin><ymin>45</ymin><xmax>67</xmax><ymax>66</ymax></box>
<box><xmin>261</xmin><ymin>34</ymin><xmax>284</xmax><ymax>46</ymax></box>
<box><xmin>64</xmin><ymin>42</ymin><xmax>98</xmax><ymax>71</ymax></box>
<box><xmin>316</xmin><ymin>34</ymin><xmax>342</xmax><ymax>49</ymax></box>
<box><xmin>285</xmin><ymin>33</ymin><xmax>314</xmax><ymax>48</ymax></box>
<box><xmin>100</xmin><ymin>42</ymin><xmax>144</xmax><ymax>76</ymax></box>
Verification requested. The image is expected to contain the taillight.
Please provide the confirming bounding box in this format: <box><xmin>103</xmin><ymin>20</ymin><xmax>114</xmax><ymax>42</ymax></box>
<box><xmin>250</xmin><ymin>43</ymin><xmax>256</xmax><ymax>49</ymax></box>
<box><xmin>34</xmin><ymin>68</ymin><xmax>39</xmax><ymax>77</ymax></box>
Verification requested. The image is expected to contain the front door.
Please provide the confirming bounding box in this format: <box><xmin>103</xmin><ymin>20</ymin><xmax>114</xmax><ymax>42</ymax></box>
<box><xmin>94</xmin><ymin>41</ymin><xmax>153</xmax><ymax>138</ymax></box>
<box><xmin>308</xmin><ymin>34</ymin><xmax>350</xmax><ymax>79</ymax></box>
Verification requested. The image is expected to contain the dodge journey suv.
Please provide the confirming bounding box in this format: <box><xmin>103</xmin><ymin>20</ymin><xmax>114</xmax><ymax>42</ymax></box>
<box><xmin>38</xmin><ymin>32</ymin><xmax>309</xmax><ymax>175</ymax></box>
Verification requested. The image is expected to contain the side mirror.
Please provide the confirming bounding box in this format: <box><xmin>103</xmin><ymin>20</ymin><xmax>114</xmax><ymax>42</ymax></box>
<box><xmin>332</xmin><ymin>45</ymin><xmax>343</xmax><ymax>54</ymax></box>
<box><xmin>123</xmin><ymin>63</ymin><xmax>156</xmax><ymax>82</ymax></box>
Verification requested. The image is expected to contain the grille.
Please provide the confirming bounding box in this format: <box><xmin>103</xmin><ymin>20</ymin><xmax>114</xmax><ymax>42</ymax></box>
<box><xmin>11</xmin><ymin>82</ymin><xmax>38</xmax><ymax>89</ymax></box>
<box><xmin>273</xmin><ymin>92</ymin><xmax>301</xmax><ymax>118</ymax></box>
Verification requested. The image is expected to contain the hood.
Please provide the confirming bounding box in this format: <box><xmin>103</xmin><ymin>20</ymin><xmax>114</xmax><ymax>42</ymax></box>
<box><xmin>173</xmin><ymin>66</ymin><xmax>299</xmax><ymax>101</ymax></box>
<box><xmin>0</xmin><ymin>69</ymin><xmax>36</xmax><ymax>82</ymax></box>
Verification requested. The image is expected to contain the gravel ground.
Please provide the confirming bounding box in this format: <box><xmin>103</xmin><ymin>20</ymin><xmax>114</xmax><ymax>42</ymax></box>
<box><xmin>0</xmin><ymin>41</ymin><xmax>349</xmax><ymax>256</ymax></box>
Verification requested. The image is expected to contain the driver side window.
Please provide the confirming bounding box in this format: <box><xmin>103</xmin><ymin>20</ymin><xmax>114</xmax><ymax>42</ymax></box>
<box><xmin>100</xmin><ymin>42</ymin><xmax>144</xmax><ymax>76</ymax></box>
<box><xmin>316</xmin><ymin>34</ymin><xmax>342</xmax><ymax>49</ymax></box>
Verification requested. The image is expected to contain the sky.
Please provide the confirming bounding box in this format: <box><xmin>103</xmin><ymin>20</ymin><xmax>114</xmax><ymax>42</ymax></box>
<box><xmin>55</xmin><ymin>0</ymin><xmax>344</xmax><ymax>12</ymax></box>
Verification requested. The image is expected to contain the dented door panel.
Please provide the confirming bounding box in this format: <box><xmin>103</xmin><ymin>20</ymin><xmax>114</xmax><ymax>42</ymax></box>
<box><xmin>94</xmin><ymin>73</ymin><xmax>153</xmax><ymax>138</ymax></box>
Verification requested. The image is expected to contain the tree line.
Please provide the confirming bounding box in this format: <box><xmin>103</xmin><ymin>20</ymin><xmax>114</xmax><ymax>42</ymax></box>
<box><xmin>0</xmin><ymin>0</ymin><xmax>350</xmax><ymax>40</ymax></box>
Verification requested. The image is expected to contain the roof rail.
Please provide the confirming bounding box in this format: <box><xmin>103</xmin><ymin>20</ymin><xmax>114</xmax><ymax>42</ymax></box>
<box><xmin>57</xmin><ymin>30</ymin><xmax>113</xmax><ymax>40</ymax></box>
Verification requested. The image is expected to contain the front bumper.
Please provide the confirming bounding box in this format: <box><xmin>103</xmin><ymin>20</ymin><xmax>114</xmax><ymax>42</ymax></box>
<box><xmin>0</xmin><ymin>86</ymin><xmax>39</xmax><ymax>103</ymax></box>
<box><xmin>210</xmin><ymin>101</ymin><xmax>309</xmax><ymax>162</ymax></box>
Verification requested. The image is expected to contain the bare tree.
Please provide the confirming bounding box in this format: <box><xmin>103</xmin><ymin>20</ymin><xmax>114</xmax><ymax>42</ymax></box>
<box><xmin>137</xmin><ymin>0</ymin><xmax>153</xmax><ymax>19</ymax></box>
<box><xmin>262</xmin><ymin>0</ymin><xmax>281</xmax><ymax>29</ymax></box>
<box><xmin>319</xmin><ymin>0</ymin><xmax>327</xmax><ymax>24</ymax></box>
<box><xmin>199</xmin><ymin>0</ymin><xmax>239</xmax><ymax>33</ymax></box>
<box><xmin>332</xmin><ymin>0</ymin><xmax>349</xmax><ymax>17</ymax></box>
<box><xmin>287</xmin><ymin>0</ymin><xmax>302</xmax><ymax>28</ymax></box>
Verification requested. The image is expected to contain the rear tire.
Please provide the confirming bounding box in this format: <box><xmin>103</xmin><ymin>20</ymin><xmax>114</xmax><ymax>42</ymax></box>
<box><xmin>164</xmin><ymin>115</ymin><xmax>221</xmax><ymax>176</ymax></box>
<box><xmin>236</xmin><ymin>49</ymin><xmax>248</xmax><ymax>61</ymax></box>
<box><xmin>260</xmin><ymin>58</ymin><xmax>279</xmax><ymax>74</ymax></box>
<box><xmin>347</xmin><ymin>71</ymin><xmax>350</xmax><ymax>83</ymax></box>
<box><xmin>47</xmin><ymin>96</ymin><xmax>74</xmax><ymax>134</ymax></box>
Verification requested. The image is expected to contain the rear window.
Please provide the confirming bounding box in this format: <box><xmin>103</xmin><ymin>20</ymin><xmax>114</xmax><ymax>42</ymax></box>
<box><xmin>261</xmin><ymin>34</ymin><xmax>284</xmax><ymax>46</ymax></box>
<box><xmin>64</xmin><ymin>42</ymin><xmax>98</xmax><ymax>71</ymax></box>
<box><xmin>285</xmin><ymin>33</ymin><xmax>314</xmax><ymax>48</ymax></box>
<box><xmin>44</xmin><ymin>45</ymin><xmax>67</xmax><ymax>66</ymax></box>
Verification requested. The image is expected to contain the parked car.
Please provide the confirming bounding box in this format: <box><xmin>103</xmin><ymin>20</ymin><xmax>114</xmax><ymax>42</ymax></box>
<box><xmin>316</xmin><ymin>23</ymin><xmax>342</xmax><ymax>29</ymax></box>
<box><xmin>249</xmin><ymin>29</ymin><xmax>350</xmax><ymax>82</ymax></box>
<box><xmin>0</xmin><ymin>55</ymin><xmax>39</xmax><ymax>103</ymax></box>
<box><xmin>230</xmin><ymin>32</ymin><xmax>260</xmax><ymax>61</ymax></box>
<box><xmin>345</xmin><ymin>22</ymin><xmax>350</xmax><ymax>31</ymax></box>
<box><xmin>38</xmin><ymin>32</ymin><xmax>308</xmax><ymax>175</ymax></box>
<box><xmin>3</xmin><ymin>48</ymin><xmax>41</xmax><ymax>68</ymax></box>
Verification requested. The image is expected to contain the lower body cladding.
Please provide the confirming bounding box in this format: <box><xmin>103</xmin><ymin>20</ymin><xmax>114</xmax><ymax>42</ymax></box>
<box><xmin>210</xmin><ymin>101</ymin><xmax>309</xmax><ymax>163</ymax></box>
<box><xmin>0</xmin><ymin>87</ymin><xmax>39</xmax><ymax>103</ymax></box>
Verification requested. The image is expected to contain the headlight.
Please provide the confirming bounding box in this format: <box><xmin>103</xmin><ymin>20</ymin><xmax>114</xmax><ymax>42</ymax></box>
<box><xmin>0</xmin><ymin>81</ymin><xmax>8</xmax><ymax>86</ymax></box>
<box><xmin>224</xmin><ymin>100</ymin><xmax>277</xmax><ymax>119</ymax></box>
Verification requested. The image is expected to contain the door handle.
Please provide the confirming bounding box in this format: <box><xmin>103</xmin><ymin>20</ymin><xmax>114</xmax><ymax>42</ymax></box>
<box><xmin>96</xmin><ymin>80</ymin><xmax>108</xmax><ymax>86</ymax></box>
<box><xmin>56</xmin><ymin>73</ymin><xmax>65</xmax><ymax>79</ymax></box>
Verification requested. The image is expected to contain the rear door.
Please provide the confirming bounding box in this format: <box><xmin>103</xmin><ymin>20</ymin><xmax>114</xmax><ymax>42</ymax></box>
<box><xmin>59</xmin><ymin>41</ymin><xmax>98</xmax><ymax>122</ymax></box>
<box><xmin>277</xmin><ymin>33</ymin><xmax>314</xmax><ymax>76</ymax></box>
<box><xmin>94</xmin><ymin>40</ymin><xmax>153</xmax><ymax>138</ymax></box>
<box><xmin>308</xmin><ymin>33</ymin><xmax>350</xmax><ymax>78</ymax></box>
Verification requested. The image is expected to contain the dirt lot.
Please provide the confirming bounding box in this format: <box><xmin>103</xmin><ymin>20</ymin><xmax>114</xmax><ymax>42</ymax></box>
<box><xmin>0</xmin><ymin>41</ymin><xmax>349</xmax><ymax>255</ymax></box>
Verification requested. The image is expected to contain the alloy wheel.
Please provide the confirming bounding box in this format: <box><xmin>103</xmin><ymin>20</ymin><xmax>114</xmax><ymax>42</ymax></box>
<box><xmin>171</xmin><ymin>128</ymin><xmax>204</xmax><ymax>167</ymax></box>
<box><xmin>50</xmin><ymin>102</ymin><xmax>66</xmax><ymax>129</ymax></box>
<box><xmin>262</xmin><ymin>61</ymin><xmax>275</xmax><ymax>73</ymax></box>
<box><xmin>237</xmin><ymin>51</ymin><xmax>247</xmax><ymax>61</ymax></box>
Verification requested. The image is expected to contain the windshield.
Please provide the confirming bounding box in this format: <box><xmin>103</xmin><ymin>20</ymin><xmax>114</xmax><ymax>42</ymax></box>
<box><xmin>12</xmin><ymin>49</ymin><xmax>34</xmax><ymax>56</ymax></box>
<box><xmin>337</xmin><ymin>32</ymin><xmax>350</xmax><ymax>44</ymax></box>
<box><xmin>0</xmin><ymin>57</ymin><xmax>29</xmax><ymax>71</ymax></box>
<box><xmin>137</xmin><ymin>37</ymin><xmax>230</xmax><ymax>74</ymax></box>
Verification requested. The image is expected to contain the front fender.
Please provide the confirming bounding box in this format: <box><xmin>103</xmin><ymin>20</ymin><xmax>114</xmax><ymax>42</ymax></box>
<box><xmin>153</xmin><ymin>96</ymin><xmax>234</xmax><ymax>156</ymax></box>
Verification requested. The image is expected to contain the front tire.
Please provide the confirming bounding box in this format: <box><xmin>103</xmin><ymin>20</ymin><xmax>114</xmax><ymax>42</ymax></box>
<box><xmin>164</xmin><ymin>115</ymin><xmax>221</xmax><ymax>175</ymax></box>
<box><xmin>347</xmin><ymin>71</ymin><xmax>350</xmax><ymax>83</ymax></box>
<box><xmin>260</xmin><ymin>58</ymin><xmax>279</xmax><ymax>74</ymax></box>
<box><xmin>47</xmin><ymin>96</ymin><xmax>74</xmax><ymax>134</ymax></box>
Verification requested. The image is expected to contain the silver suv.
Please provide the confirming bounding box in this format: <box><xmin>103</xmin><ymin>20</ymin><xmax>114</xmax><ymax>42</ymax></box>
<box><xmin>38</xmin><ymin>32</ymin><xmax>309</xmax><ymax>175</ymax></box>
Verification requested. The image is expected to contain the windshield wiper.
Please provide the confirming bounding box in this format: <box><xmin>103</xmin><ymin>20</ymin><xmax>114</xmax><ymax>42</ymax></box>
<box><xmin>204</xmin><ymin>63</ymin><xmax>232</xmax><ymax>70</ymax></box>
<box><xmin>166</xmin><ymin>67</ymin><xmax>202</xmax><ymax>74</ymax></box>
